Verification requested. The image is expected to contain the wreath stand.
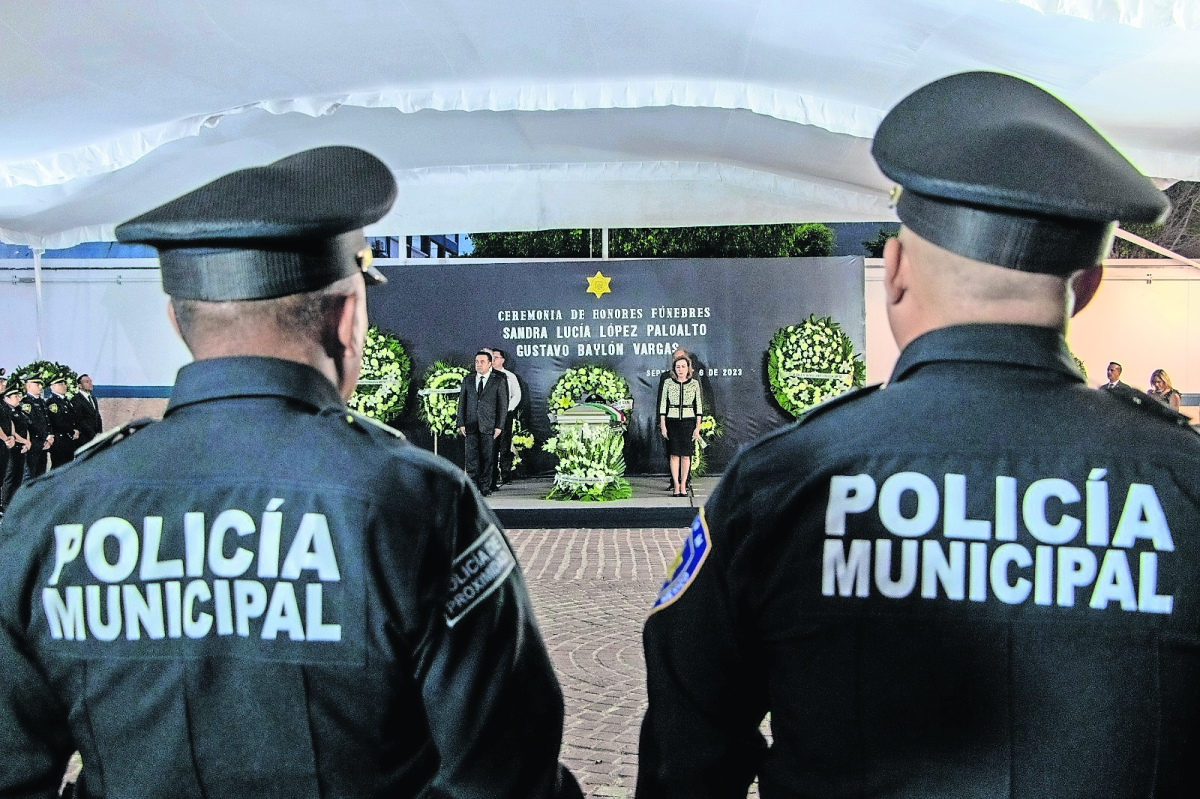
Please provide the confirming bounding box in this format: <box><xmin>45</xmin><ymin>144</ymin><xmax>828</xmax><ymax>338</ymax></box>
<box><xmin>416</xmin><ymin>385</ymin><xmax>462</xmax><ymax>456</ymax></box>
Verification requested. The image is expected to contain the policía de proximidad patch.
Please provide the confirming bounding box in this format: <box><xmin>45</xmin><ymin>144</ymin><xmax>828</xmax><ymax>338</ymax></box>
<box><xmin>821</xmin><ymin>468</ymin><xmax>1175</xmax><ymax>613</ymax></box>
<box><xmin>39</xmin><ymin>498</ymin><xmax>362</xmax><ymax>661</ymax></box>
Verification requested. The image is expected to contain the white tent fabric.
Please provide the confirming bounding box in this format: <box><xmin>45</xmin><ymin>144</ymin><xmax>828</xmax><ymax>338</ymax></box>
<box><xmin>2</xmin><ymin>0</ymin><xmax>1199</xmax><ymax>249</ymax></box>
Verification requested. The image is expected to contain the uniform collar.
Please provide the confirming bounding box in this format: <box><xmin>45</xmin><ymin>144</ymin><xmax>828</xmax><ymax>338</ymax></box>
<box><xmin>889</xmin><ymin>324</ymin><xmax>1084</xmax><ymax>385</ymax></box>
<box><xmin>166</xmin><ymin>356</ymin><xmax>345</xmax><ymax>416</ymax></box>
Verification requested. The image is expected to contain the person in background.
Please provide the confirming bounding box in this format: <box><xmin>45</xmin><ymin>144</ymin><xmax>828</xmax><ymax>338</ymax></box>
<box><xmin>0</xmin><ymin>387</ymin><xmax>31</xmax><ymax>511</ymax></box>
<box><xmin>637</xmin><ymin>72</ymin><xmax>1198</xmax><ymax>798</ymax></box>
<box><xmin>71</xmin><ymin>374</ymin><xmax>103</xmax><ymax>446</ymax></box>
<box><xmin>658</xmin><ymin>354</ymin><xmax>702</xmax><ymax>498</ymax></box>
<box><xmin>21</xmin><ymin>376</ymin><xmax>51</xmax><ymax>479</ymax></box>
<box><xmin>488</xmin><ymin>347</ymin><xmax>522</xmax><ymax>490</ymax></box>
<box><xmin>1100</xmin><ymin>361</ymin><xmax>1127</xmax><ymax>392</ymax></box>
<box><xmin>657</xmin><ymin>348</ymin><xmax>689</xmax><ymax>491</ymax></box>
<box><xmin>1148</xmin><ymin>368</ymin><xmax>1182</xmax><ymax>411</ymax></box>
<box><xmin>46</xmin><ymin>374</ymin><xmax>80</xmax><ymax>469</ymax></box>
<box><xmin>0</xmin><ymin>146</ymin><xmax>581</xmax><ymax>799</ymax></box>
<box><xmin>457</xmin><ymin>349</ymin><xmax>508</xmax><ymax>497</ymax></box>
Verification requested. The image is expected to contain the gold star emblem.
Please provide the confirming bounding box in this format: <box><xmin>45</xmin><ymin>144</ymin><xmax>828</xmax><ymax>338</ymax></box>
<box><xmin>586</xmin><ymin>271</ymin><xmax>612</xmax><ymax>299</ymax></box>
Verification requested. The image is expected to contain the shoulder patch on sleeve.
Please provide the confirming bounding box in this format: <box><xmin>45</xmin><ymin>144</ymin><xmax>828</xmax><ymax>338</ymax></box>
<box><xmin>444</xmin><ymin>524</ymin><xmax>517</xmax><ymax>627</ymax></box>
<box><xmin>650</xmin><ymin>511</ymin><xmax>712</xmax><ymax>614</ymax></box>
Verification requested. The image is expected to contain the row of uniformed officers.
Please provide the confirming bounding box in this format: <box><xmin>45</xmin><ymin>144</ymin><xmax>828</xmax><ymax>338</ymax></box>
<box><xmin>0</xmin><ymin>373</ymin><xmax>102</xmax><ymax>513</ymax></box>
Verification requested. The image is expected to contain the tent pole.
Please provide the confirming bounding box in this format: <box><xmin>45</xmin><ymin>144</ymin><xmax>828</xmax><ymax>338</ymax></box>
<box><xmin>602</xmin><ymin>228</ymin><xmax>609</xmax><ymax>259</ymax></box>
<box><xmin>33</xmin><ymin>248</ymin><xmax>45</xmax><ymax>359</ymax></box>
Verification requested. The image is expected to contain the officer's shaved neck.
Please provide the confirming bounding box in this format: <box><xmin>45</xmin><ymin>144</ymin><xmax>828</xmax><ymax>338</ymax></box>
<box><xmin>168</xmin><ymin>275</ymin><xmax>367</xmax><ymax>399</ymax></box>
<box><xmin>883</xmin><ymin>228</ymin><xmax>1070</xmax><ymax>351</ymax></box>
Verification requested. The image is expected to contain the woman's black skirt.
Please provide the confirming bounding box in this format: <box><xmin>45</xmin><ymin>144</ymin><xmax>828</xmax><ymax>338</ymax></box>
<box><xmin>664</xmin><ymin>417</ymin><xmax>695</xmax><ymax>457</ymax></box>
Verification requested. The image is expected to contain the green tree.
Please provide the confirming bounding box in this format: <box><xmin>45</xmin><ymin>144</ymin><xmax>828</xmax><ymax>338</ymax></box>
<box><xmin>468</xmin><ymin>223</ymin><xmax>835</xmax><ymax>259</ymax></box>
<box><xmin>469</xmin><ymin>229</ymin><xmax>593</xmax><ymax>258</ymax></box>
<box><xmin>862</xmin><ymin>225</ymin><xmax>899</xmax><ymax>258</ymax></box>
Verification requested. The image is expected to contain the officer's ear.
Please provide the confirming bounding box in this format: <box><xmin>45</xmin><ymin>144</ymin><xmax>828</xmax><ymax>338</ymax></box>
<box><xmin>883</xmin><ymin>235</ymin><xmax>907</xmax><ymax>305</ymax></box>
<box><xmin>334</xmin><ymin>289</ymin><xmax>363</xmax><ymax>352</ymax></box>
<box><xmin>1069</xmin><ymin>264</ymin><xmax>1103</xmax><ymax>318</ymax></box>
<box><xmin>167</xmin><ymin>300</ymin><xmax>182</xmax><ymax>340</ymax></box>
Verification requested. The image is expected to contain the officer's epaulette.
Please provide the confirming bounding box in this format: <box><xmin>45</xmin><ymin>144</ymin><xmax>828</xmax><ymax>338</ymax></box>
<box><xmin>795</xmin><ymin>383</ymin><xmax>882</xmax><ymax>427</ymax></box>
<box><xmin>325</xmin><ymin>407</ymin><xmax>406</xmax><ymax>440</ymax></box>
<box><xmin>74</xmin><ymin>417</ymin><xmax>158</xmax><ymax>461</ymax></box>
<box><xmin>1107</xmin><ymin>386</ymin><xmax>1198</xmax><ymax>433</ymax></box>
<box><xmin>745</xmin><ymin>383</ymin><xmax>883</xmax><ymax>451</ymax></box>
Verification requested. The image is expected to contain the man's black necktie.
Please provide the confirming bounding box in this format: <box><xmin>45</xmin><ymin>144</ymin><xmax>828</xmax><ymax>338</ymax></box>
<box><xmin>476</xmin><ymin>377</ymin><xmax>483</xmax><ymax>394</ymax></box>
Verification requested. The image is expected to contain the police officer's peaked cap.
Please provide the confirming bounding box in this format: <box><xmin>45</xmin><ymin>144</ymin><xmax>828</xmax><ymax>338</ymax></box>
<box><xmin>50</xmin><ymin>374</ymin><xmax>68</xmax><ymax>386</ymax></box>
<box><xmin>4</xmin><ymin>387</ymin><xmax>21</xmax><ymax>398</ymax></box>
<box><xmin>115</xmin><ymin>146</ymin><xmax>397</xmax><ymax>300</ymax></box>
<box><xmin>871</xmin><ymin>71</ymin><xmax>1169</xmax><ymax>275</ymax></box>
<box><xmin>24</xmin><ymin>376</ymin><xmax>43</xmax><ymax>386</ymax></box>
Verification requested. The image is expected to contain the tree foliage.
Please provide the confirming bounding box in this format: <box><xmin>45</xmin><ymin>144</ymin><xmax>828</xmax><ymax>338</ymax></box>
<box><xmin>862</xmin><ymin>225</ymin><xmax>899</xmax><ymax>258</ymax></box>
<box><xmin>469</xmin><ymin>229</ymin><xmax>593</xmax><ymax>258</ymax></box>
<box><xmin>469</xmin><ymin>223</ymin><xmax>835</xmax><ymax>259</ymax></box>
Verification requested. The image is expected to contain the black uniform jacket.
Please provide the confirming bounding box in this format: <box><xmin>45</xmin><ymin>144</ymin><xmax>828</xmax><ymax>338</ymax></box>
<box><xmin>21</xmin><ymin>394</ymin><xmax>49</xmax><ymax>443</ymax></box>
<box><xmin>47</xmin><ymin>393</ymin><xmax>77</xmax><ymax>456</ymax></box>
<box><xmin>638</xmin><ymin>324</ymin><xmax>1200</xmax><ymax>799</ymax></box>
<box><xmin>46</xmin><ymin>393</ymin><xmax>76</xmax><ymax>438</ymax></box>
<box><xmin>0</xmin><ymin>356</ymin><xmax>580</xmax><ymax>799</ymax></box>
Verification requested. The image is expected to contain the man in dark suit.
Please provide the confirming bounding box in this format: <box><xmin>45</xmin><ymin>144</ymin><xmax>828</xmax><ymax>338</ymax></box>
<box><xmin>1100</xmin><ymin>361</ymin><xmax>1129</xmax><ymax>392</ymax></box>
<box><xmin>70</xmin><ymin>374</ymin><xmax>103</xmax><ymax>446</ymax></box>
<box><xmin>457</xmin><ymin>350</ymin><xmax>508</xmax><ymax>496</ymax></box>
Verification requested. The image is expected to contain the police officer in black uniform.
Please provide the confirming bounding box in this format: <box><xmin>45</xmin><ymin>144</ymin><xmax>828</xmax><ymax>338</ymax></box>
<box><xmin>637</xmin><ymin>72</ymin><xmax>1200</xmax><ymax>798</ymax></box>
<box><xmin>46</xmin><ymin>374</ymin><xmax>80</xmax><ymax>469</ymax></box>
<box><xmin>0</xmin><ymin>147</ymin><xmax>582</xmax><ymax>799</ymax></box>
<box><xmin>1</xmin><ymin>387</ymin><xmax>32</xmax><ymax>509</ymax></box>
<box><xmin>21</xmin><ymin>376</ymin><xmax>52</xmax><ymax>479</ymax></box>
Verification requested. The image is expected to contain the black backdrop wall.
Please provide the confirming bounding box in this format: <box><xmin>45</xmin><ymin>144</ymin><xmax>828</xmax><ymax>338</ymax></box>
<box><xmin>370</xmin><ymin>257</ymin><xmax>864</xmax><ymax>475</ymax></box>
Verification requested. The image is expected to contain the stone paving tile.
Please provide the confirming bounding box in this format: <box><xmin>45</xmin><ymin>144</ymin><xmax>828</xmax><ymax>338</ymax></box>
<box><xmin>508</xmin><ymin>528</ymin><xmax>764</xmax><ymax>798</ymax></box>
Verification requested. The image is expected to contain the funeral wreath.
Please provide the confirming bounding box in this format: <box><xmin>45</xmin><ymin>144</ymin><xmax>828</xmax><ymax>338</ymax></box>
<box><xmin>766</xmin><ymin>315</ymin><xmax>865</xmax><ymax>417</ymax></box>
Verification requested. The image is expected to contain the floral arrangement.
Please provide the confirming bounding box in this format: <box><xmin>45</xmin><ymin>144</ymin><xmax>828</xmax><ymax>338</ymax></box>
<box><xmin>1071</xmin><ymin>352</ymin><xmax>1087</xmax><ymax>379</ymax></box>
<box><xmin>766</xmin><ymin>315</ymin><xmax>865</xmax><ymax>418</ymax></box>
<box><xmin>8</xmin><ymin>360</ymin><xmax>79</xmax><ymax>395</ymax></box>
<box><xmin>348</xmin><ymin>326</ymin><xmax>411</xmax><ymax>423</ymax></box>
<box><xmin>548</xmin><ymin>364</ymin><xmax>631</xmax><ymax>410</ymax></box>
<box><xmin>690</xmin><ymin>414</ymin><xmax>725</xmax><ymax>477</ymax></box>
<box><xmin>543</xmin><ymin>424</ymin><xmax>632</xmax><ymax>501</ymax></box>
<box><xmin>417</xmin><ymin>361</ymin><xmax>469</xmax><ymax>437</ymax></box>
<box><xmin>544</xmin><ymin>364</ymin><xmax>633</xmax><ymax>501</ymax></box>
<box><xmin>510</xmin><ymin>416</ymin><xmax>534</xmax><ymax>473</ymax></box>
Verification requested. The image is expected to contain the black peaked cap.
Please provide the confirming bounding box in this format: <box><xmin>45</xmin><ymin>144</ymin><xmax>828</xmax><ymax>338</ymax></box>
<box><xmin>116</xmin><ymin>146</ymin><xmax>397</xmax><ymax>300</ymax></box>
<box><xmin>872</xmin><ymin>72</ymin><xmax>1169</xmax><ymax>274</ymax></box>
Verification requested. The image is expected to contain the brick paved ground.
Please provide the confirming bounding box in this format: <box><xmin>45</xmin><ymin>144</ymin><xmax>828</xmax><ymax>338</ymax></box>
<box><xmin>509</xmin><ymin>528</ymin><xmax>764</xmax><ymax>799</ymax></box>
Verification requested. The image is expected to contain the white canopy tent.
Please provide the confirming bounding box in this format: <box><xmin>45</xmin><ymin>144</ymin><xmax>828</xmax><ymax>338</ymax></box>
<box><xmin>3</xmin><ymin>0</ymin><xmax>1200</xmax><ymax>392</ymax></box>
<box><xmin>2</xmin><ymin>0</ymin><xmax>1200</xmax><ymax>250</ymax></box>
